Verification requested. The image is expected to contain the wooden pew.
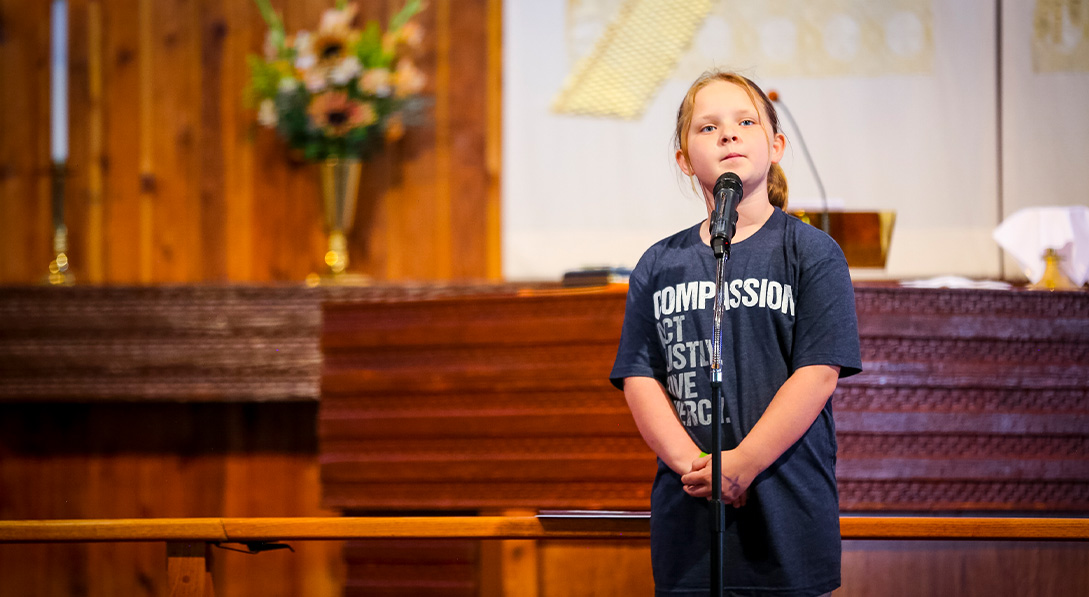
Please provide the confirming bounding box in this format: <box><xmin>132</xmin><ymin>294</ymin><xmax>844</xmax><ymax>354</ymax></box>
<box><xmin>2</xmin><ymin>515</ymin><xmax>1087</xmax><ymax>596</ymax></box>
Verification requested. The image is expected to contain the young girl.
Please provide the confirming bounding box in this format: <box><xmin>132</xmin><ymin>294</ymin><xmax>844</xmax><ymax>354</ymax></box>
<box><xmin>610</xmin><ymin>71</ymin><xmax>862</xmax><ymax>596</ymax></box>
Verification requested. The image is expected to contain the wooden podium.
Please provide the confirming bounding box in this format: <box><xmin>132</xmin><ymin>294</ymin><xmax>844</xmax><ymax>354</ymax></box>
<box><xmin>319</xmin><ymin>283</ymin><xmax>1089</xmax><ymax>595</ymax></box>
<box><xmin>790</xmin><ymin>210</ymin><xmax>896</xmax><ymax>268</ymax></box>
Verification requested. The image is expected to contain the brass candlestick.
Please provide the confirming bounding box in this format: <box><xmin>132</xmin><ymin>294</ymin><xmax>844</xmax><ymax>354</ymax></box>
<box><xmin>47</xmin><ymin>161</ymin><xmax>74</xmax><ymax>286</ymax></box>
<box><xmin>1029</xmin><ymin>248</ymin><xmax>1076</xmax><ymax>291</ymax></box>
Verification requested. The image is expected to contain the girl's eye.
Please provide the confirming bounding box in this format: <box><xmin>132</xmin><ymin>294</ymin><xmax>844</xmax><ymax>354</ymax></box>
<box><xmin>700</xmin><ymin>124</ymin><xmax>716</xmax><ymax>133</ymax></box>
<box><xmin>740</xmin><ymin>119</ymin><xmax>756</xmax><ymax>126</ymax></box>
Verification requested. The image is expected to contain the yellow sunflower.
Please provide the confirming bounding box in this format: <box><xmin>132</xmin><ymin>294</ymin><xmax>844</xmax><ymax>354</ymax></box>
<box><xmin>311</xmin><ymin>4</ymin><xmax>358</xmax><ymax>68</ymax></box>
<box><xmin>308</xmin><ymin>91</ymin><xmax>375</xmax><ymax>137</ymax></box>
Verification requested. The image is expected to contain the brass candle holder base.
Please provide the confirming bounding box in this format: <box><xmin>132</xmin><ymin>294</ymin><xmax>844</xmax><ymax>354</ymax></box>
<box><xmin>45</xmin><ymin>225</ymin><xmax>74</xmax><ymax>286</ymax></box>
<box><xmin>1028</xmin><ymin>248</ymin><xmax>1078</xmax><ymax>291</ymax></box>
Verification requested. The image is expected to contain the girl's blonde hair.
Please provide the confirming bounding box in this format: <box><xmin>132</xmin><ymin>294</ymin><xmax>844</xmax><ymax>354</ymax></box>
<box><xmin>673</xmin><ymin>71</ymin><xmax>788</xmax><ymax>210</ymax></box>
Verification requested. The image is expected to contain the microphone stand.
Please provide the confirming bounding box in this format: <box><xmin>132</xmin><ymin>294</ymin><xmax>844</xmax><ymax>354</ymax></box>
<box><xmin>709</xmin><ymin>233</ymin><xmax>729</xmax><ymax>597</ymax></box>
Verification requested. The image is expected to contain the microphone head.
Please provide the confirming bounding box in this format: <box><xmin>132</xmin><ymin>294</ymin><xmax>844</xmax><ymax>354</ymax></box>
<box><xmin>713</xmin><ymin>172</ymin><xmax>743</xmax><ymax>198</ymax></box>
<box><xmin>768</xmin><ymin>90</ymin><xmax>780</xmax><ymax>102</ymax></box>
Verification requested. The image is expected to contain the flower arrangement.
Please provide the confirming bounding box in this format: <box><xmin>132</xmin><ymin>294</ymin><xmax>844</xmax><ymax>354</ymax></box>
<box><xmin>247</xmin><ymin>0</ymin><xmax>427</xmax><ymax>161</ymax></box>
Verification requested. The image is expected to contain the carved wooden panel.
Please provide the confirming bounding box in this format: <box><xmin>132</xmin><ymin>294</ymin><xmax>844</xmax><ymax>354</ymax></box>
<box><xmin>0</xmin><ymin>286</ymin><xmax>323</xmax><ymax>402</ymax></box>
<box><xmin>838</xmin><ymin>286</ymin><xmax>1089</xmax><ymax>511</ymax></box>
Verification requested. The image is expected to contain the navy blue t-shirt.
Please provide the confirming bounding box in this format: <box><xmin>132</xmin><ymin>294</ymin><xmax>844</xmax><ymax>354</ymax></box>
<box><xmin>610</xmin><ymin>208</ymin><xmax>861</xmax><ymax>596</ymax></box>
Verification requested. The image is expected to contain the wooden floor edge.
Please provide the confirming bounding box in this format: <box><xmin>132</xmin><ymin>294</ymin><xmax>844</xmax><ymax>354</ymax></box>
<box><xmin>1</xmin><ymin>516</ymin><xmax>1087</xmax><ymax>543</ymax></box>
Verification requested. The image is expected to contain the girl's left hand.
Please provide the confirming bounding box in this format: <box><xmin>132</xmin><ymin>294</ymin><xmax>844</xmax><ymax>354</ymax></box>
<box><xmin>680</xmin><ymin>451</ymin><xmax>757</xmax><ymax>507</ymax></box>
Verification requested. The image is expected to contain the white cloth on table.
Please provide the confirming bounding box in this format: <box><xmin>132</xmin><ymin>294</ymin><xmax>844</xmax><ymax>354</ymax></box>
<box><xmin>992</xmin><ymin>205</ymin><xmax>1089</xmax><ymax>285</ymax></box>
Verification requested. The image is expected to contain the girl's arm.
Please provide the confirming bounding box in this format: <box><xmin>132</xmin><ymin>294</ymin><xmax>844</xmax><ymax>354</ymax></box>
<box><xmin>623</xmin><ymin>376</ymin><xmax>704</xmax><ymax>476</ymax></box>
<box><xmin>680</xmin><ymin>364</ymin><xmax>840</xmax><ymax>500</ymax></box>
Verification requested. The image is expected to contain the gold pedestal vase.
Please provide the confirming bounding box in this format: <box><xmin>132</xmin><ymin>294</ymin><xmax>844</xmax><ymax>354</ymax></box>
<box><xmin>311</xmin><ymin>157</ymin><xmax>365</xmax><ymax>285</ymax></box>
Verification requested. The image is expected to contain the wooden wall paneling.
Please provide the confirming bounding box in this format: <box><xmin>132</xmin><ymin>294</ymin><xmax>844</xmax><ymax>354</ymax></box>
<box><xmin>343</xmin><ymin>539</ymin><xmax>479</xmax><ymax>596</ymax></box>
<box><xmin>34</xmin><ymin>1</ymin><xmax>53</xmax><ymax>279</ymax></box>
<box><xmin>538</xmin><ymin>541</ymin><xmax>653</xmax><ymax>597</ymax></box>
<box><xmin>218</xmin><ymin>454</ymin><xmax>345</xmax><ymax>597</ymax></box>
<box><xmin>351</xmin><ymin>144</ymin><xmax>385</xmax><ymax>276</ymax></box>
<box><xmin>374</xmin><ymin>5</ymin><xmax>417</xmax><ymax>276</ymax></box>
<box><xmin>198</xmin><ymin>0</ymin><xmax>229</xmax><ymax>282</ymax></box>
<box><xmin>221</xmin><ymin>0</ymin><xmax>256</xmax><ymax>281</ymax></box>
<box><xmin>290</xmin><ymin>158</ymin><xmax>326</xmax><ymax>279</ymax></box>
<box><xmin>485</xmin><ymin>0</ymin><xmax>503</xmax><ymax>280</ymax></box>
<box><xmin>448</xmin><ymin>0</ymin><xmax>488</xmax><ymax>280</ymax></box>
<box><xmin>150</xmin><ymin>0</ymin><xmax>201</xmax><ymax>283</ymax></box>
<box><xmin>389</xmin><ymin>1</ymin><xmax>438</xmax><ymax>281</ymax></box>
<box><xmin>0</xmin><ymin>458</ymin><xmax>96</xmax><ymax>597</ymax></box>
<box><xmin>839</xmin><ymin>540</ymin><xmax>1089</xmax><ymax>597</ymax></box>
<box><xmin>137</xmin><ymin>0</ymin><xmax>154</xmax><ymax>282</ymax></box>
<box><xmin>101</xmin><ymin>0</ymin><xmax>143</xmax><ymax>283</ymax></box>
<box><xmin>432</xmin><ymin>0</ymin><xmax>454</xmax><ymax>280</ymax></box>
<box><xmin>65</xmin><ymin>0</ymin><xmax>90</xmax><ymax>282</ymax></box>
<box><xmin>347</xmin><ymin>1</ymin><xmax>389</xmax><ymax>279</ymax></box>
<box><xmin>0</xmin><ymin>0</ymin><xmax>51</xmax><ymax>283</ymax></box>
<box><xmin>0</xmin><ymin>401</ymin><xmax>340</xmax><ymax>597</ymax></box>
<box><xmin>85</xmin><ymin>0</ymin><xmax>107</xmax><ymax>281</ymax></box>
<box><xmin>250</xmin><ymin>127</ymin><xmax>286</xmax><ymax>281</ymax></box>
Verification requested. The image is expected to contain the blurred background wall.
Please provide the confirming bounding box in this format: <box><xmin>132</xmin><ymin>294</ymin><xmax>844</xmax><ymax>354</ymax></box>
<box><xmin>503</xmin><ymin>0</ymin><xmax>1089</xmax><ymax>281</ymax></box>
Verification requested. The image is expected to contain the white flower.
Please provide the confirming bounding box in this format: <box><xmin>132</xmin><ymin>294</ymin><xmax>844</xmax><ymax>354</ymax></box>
<box><xmin>293</xmin><ymin>31</ymin><xmax>316</xmax><ymax>71</ymax></box>
<box><xmin>319</xmin><ymin>4</ymin><xmax>357</xmax><ymax>33</ymax></box>
<box><xmin>359</xmin><ymin>67</ymin><xmax>392</xmax><ymax>97</ymax></box>
<box><xmin>304</xmin><ymin>69</ymin><xmax>328</xmax><ymax>93</ymax></box>
<box><xmin>392</xmin><ymin>58</ymin><xmax>426</xmax><ymax>97</ymax></box>
<box><xmin>257</xmin><ymin>99</ymin><xmax>278</xmax><ymax>127</ymax></box>
<box><xmin>329</xmin><ymin>56</ymin><xmax>362</xmax><ymax>86</ymax></box>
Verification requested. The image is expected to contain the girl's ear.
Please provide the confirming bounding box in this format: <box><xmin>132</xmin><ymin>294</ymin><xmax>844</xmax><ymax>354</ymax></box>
<box><xmin>675</xmin><ymin>149</ymin><xmax>694</xmax><ymax>176</ymax></box>
<box><xmin>770</xmin><ymin>131</ymin><xmax>786</xmax><ymax>164</ymax></box>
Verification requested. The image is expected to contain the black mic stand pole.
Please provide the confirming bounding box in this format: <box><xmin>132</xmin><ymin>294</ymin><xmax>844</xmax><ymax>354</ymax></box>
<box><xmin>709</xmin><ymin>234</ymin><xmax>729</xmax><ymax>597</ymax></box>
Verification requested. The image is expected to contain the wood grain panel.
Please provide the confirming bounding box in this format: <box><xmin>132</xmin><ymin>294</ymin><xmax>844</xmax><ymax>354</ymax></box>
<box><xmin>101</xmin><ymin>0</ymin><xmax>143</xmax><ymax>283</ymax></box>
<box><xmin>344</xmin><ymin>539</ymin><xmax>478</xmax><ymax>597</ymax></box>
<box><xmin>65</xmin><ymin>0</ymin><xmax>92</xmax><ymax>281</ymax></box>
<box><xmin>839</xmin><ymin>540</ymin><xmax>1089</xmax><ymax>597</ymax></box>
<box><xmin>0</xmin><ymin>0</ymin><xmax>499</xmax><ymax>284</ymax></box>
<box><xmin>0</xmin><ymin>0</ymin><xmax>52</xmax><ymax>281</ymax></box>
<box><xmin>320</xmin><ymin>288</ymin><xmax>643</xmax><ymax>512</ymax></box>
<box><xmin>0</xmin><ymin>401</ymin><xmax>341</xmax><ymax>597</ymax></box>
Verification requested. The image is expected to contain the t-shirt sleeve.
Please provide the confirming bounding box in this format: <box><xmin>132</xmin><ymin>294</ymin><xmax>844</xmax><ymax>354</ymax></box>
<box><xmin>610</xmin><ymin>251</ymin><xmax>666</xmax><ymax>389</ymax></box>
<box><xmin>790</xmin><ymin>240</ymin><xmax>862</xmax><ymax>378</ymax></box>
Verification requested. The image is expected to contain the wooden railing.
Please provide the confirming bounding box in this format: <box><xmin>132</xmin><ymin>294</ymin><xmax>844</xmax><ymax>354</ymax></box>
<box><xmin>1</xmin><ymin>516</ymin><xmax>1087</xmax><ymax>596</ymax></box>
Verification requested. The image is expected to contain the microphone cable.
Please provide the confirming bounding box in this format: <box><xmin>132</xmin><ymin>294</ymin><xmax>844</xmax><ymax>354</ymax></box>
<box><xmin>768</xmin><ymin>90</ymin><xmax>831</xmax><ymax>236</ymax></box>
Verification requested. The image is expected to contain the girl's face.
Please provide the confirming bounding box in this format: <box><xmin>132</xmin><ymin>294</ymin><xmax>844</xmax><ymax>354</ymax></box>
<box><xmin>676</xmin><ymin>80</ymin><xmax>785</xmax><ymax>203</ymax></box>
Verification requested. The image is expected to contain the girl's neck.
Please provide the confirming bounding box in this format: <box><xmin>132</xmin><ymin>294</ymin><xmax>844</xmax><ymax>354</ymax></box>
<box><xmin>699</xmin><ymin>189</ymin><xmax>775</xmax><ymax>247</ymax></box>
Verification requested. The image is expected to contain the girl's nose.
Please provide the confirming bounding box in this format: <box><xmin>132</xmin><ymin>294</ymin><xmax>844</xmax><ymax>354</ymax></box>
<box><xmin>721</xmin><ymin>129</ymin><xmax>738</xmax><ymax>143</ymax></box>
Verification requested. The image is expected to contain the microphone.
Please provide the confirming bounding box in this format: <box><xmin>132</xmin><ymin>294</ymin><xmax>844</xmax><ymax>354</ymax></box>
<box><xmin>767</xmin><ymin>90</ymin><xmax>831</xmax><ymax>235</ymax></box>
<box><xmin>710</xmin><ymin>172</ymin><xmax>743</xmax><ymax>258</ymax></box>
